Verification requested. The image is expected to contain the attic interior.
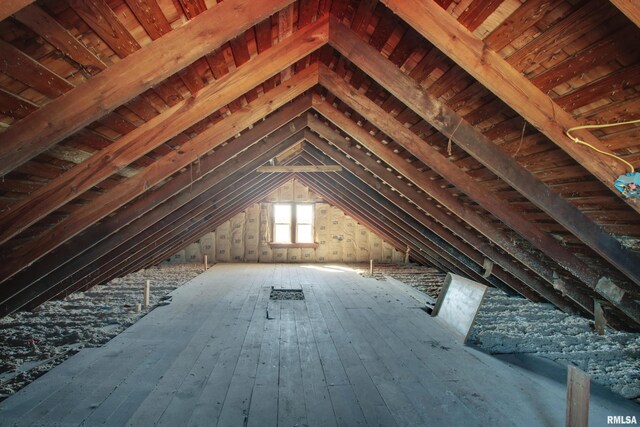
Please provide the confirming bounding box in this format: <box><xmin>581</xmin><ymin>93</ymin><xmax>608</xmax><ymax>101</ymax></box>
<box><xmin>0</xmin><ymin>0</ymin><xmax>639</xmax><ymax>424</ymax></box>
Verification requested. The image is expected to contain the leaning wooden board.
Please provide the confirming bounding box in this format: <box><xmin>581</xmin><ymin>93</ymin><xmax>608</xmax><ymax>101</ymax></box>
<box><xmin>432</xmin><ymin>273</ymin><xmax>488</xmax><ymax>343</ymax></box>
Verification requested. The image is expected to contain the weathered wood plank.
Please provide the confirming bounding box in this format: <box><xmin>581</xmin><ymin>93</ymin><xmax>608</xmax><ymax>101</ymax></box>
<box><xmin>0</xmin><ymin>39</ymin><xmax>74</xmax><ymax>98</ymax></box>
<box><xmin>2</xmin><ymin>265</ymin><xmax>637</xmax><ymax>426</ymax></box>
<box><xmin>14</xmin><ymin>4</ymin><xmax>106</xmax><ymax>74</ymax></box>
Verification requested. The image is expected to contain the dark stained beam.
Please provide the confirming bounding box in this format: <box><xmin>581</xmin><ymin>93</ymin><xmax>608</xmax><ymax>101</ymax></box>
<box><xmin>34</xmin><ymin>171</ymin><xmax>280</xmax><ymax>305</ymax></box>
<box><xmin>305</xmin><ymin>123</ymin><xmax>579</xmax><ymax>314</ymax></box>
<box><xmin>56</xmin><ymin>173</ymin><xmax>291</xmax><ymax>302</ymax></box>
<box><xmin>304</xmin><ymin>118</ymin><xmax>578</xmax><ymax>309</ymax></box>
<box><xmin>318</xmin><ymin>68</ymin><xmax>640</xmax><ymax>325</ymax></box>
<box><xmin>296</xmin><ymin>173</ymin><xmax>454</xmax><ymax>272</ymax></box>
<box><xmin>305</xmin><ymin>125</ymin><xmax>552</xmax><ymax>300</ymax></box>
<box><xmin>318</xmin><ymin>66</ymin><xmax>601</xmax><ymax>288</ymax></box>
<box><xmin>60</xmin><ymin>146</ymin><xmax>305</xmax><ymax>297</ymax></box>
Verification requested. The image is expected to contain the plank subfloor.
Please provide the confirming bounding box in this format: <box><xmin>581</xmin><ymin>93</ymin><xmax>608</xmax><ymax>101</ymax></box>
<box><xmin>1</xmin><ymin>264</ymin><xmax>638</xmax><ymax>426</ymax></box>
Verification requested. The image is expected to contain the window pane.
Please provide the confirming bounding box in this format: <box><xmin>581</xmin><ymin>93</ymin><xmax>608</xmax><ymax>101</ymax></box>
<box><xmin>296</xmin><ymin>204</ymin><xmax>313</xmax><ymax>224</ymax></box>
<box><xmin>274</xmin><ymin>224</ymin><xmax>291</xmax><ymax>243</ymax></box>
<box><xmin>296</xmin><ymin>224</ymin><xmax>313</xmax><ymax>243</ymax></box>
<box><xmin>274</xmin><ymin>204</ymin><xmax>291</xmax><ymax>223</ymax></box>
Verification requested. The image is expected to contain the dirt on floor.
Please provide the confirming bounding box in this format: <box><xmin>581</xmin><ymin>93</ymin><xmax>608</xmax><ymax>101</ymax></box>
<box><xmin>352</xmin><ymin>263</ymin><xmax>640</xmax><ymax>404</ymax></box>
<box><xmin>0</xmin><ymin>263</ymin><xmax>202</xmax><ymax>401</ymax></box>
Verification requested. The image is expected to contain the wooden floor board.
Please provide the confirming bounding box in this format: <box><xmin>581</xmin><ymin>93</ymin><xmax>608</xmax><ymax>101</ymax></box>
<box><xmin>277</xmin><ymin>301</ymin><xmax>308</xmax><ymax>427</ymax></box>
<box><xmin>293</xmin><ymin>300</ymin><xmax>337</xmax><ymax>427</ymax></box>
<box><xmin>1</xmin><ymin>263</ymin><xmax>638</xmax><ymax>427</ymax></box>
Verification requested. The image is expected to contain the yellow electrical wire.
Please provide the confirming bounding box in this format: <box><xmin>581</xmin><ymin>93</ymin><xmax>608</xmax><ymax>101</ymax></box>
<box><xmin>566</xmin><ymin>119</ymin><xmax>640</xmax><ymax>174</ymax></box>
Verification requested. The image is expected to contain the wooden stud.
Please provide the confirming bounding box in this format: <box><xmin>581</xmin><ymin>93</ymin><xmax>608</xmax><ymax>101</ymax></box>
<box><xmin>1</xmin><ymin>134</ymin><xmax>303</xmax><ymax>314</ymax></box>
<box><xmin>144</xmin><ymin>280</ymin><xmax>150</xmax><ymax>307</ymax></box>
<box><xmin>2</xmin><ymin>99</ymin><xmax>311</xmax><ymax>301</ymax></box>
<box><xmin>566</xmin><ymin>366</ymin><xmax>590</xmax><ymax>427</ymax></box>
<box><xmin>25</xmin><ymin>172</ymin><xmax>291</xmax><ymax>311</ymax></box>
<box><xmin>482</xmin><ymin>259</ymin><xmax>494</xmax><ymax>279</ymax></box>
<box><xmin>0</xmin><ymin>105</ymin><xmax>311</xmax><ymax>313</ymax></box>
<box><xmin>301</xmin><ymin>152</ymin><xmax>509</xmax><ymax>288</ymax></box>
<box><xmin>74</xmin><ymin>174</ymin><xmax>292</xmax><ymax>296</ymax></box>
<box><xmin>594</xmin><ymin>300</ymin><xmax>606</xmax><ymax>336</ymax></box>
<box><xmin>310</xmin><ymin>102</ymin><xmax>596</xmax><ymax>316</ymax></box>
<box><xmin>318</xmin><ymin>67</ymin><xmax>600</xmax><ymax>287</ymax></box>
<box><xmin>317</xmin><ymin>70</ymin><xmax>640</xmax><ymax>323</ymax></box>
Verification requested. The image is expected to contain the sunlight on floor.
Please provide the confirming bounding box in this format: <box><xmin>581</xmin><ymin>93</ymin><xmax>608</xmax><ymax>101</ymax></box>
<box><xmin>300</xmin><ymin>264</ymin><xmax>358</xmax><ymax>273</ymax></box>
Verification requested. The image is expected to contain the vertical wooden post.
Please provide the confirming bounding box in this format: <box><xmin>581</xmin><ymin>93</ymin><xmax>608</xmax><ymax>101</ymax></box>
<box><xmin>594</xmin><ymin>300</ymin><xmax>606</xmax><ymax>335</ymax></box>
<box><xmin>369</xmin><ymin>259</ymin><xmax>373</xmax><ymax>276</ymax></box>
<box><xmin>404</xmin><ymin>246</ymin><xmax>410</xmax><ymax>264</ymax></box>
<box><xmin>204</xmin><ymin>254</ymin><xmax>208</xmax><ymax>271</ymax></box>
<box><xmin>566</xmin><ymin>365</ymin><xmax>590</xmax><ymax>427</ymax></box>
<box><xmin>144</xmin><ymin>280</ymin><xmax>150</xmax><ymax>308</ymax></box>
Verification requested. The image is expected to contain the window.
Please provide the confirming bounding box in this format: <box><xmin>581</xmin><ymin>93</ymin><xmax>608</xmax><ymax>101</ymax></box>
<box><xmin>296</xmin><ymin>204</ymin><xmax>314</xmax><ymax>243</ymax></box>
<box><xmin>272</xmin><ymin>203</ymin><xmax>315</xmax><ymax>245</ymax></box>
<box><xmin>273</xmin><ymin>204</ymin><xmax>292</xmax><ymax>243</ymax></box>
